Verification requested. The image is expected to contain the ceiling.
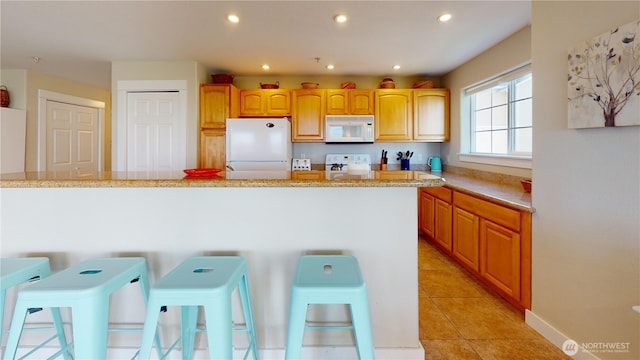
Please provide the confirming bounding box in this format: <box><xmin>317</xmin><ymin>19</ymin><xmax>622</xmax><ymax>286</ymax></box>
<box><xmin>0</xmin><ymin>1</ymin><xmax>531</xmax><ymax>89</ymax></box>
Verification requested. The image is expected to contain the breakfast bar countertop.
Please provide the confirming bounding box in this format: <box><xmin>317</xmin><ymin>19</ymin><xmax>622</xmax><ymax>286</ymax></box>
<box><xmin>0</xmin><ymin>170</ymin><xmax>445</xmax><ymax>188</ymax></box>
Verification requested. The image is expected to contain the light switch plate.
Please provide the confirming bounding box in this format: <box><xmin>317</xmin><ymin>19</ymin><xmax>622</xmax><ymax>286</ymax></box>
<box><xmin>292</xmin><ymin>158</ymin><xmax>311</xmax><ymax>171</ymax></box>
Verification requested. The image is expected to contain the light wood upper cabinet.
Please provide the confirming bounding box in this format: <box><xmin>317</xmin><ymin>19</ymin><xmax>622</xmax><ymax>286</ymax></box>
<box><xmin>200</xmin><ymin>84</ymin><xmax>239</xmax><ymax>129</ymax></box>
<box><xmin>239</xmin><ymin>89</ymin><xmax>291</xmax><ymax>117</ymax></box>
<box><xmin>374</xmin><ymin>89</ymin><xmax>413</xmax><ymax>141</ymax></box>
<box><xmin>199</xmin><ymin>84</ymin><xmax>238</xmax><ymax>168</ymax></box>
<box><xmin>413</xmin><ymin>89</ymin><xmax>450</xmax><ymax>142</ymax></box>
<box><xmin>292</xmin><ymin>89</ymin><xmax>325</xmax><ymax>142</ymax></box>
<box><xmin>326</xmin><ymin>89</ymin><xmax>374</xmax><ymax>115</ymax></box>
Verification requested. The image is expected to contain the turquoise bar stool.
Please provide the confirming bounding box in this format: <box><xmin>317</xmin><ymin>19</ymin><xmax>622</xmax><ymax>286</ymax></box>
<box><xmin>285</xmin><ymin>255</ymin><xmax>374</xmax><ymax>360</ymax></box>
<box><xmin>3</xmin><ymin>257</ymin><xmax>161</xmax><ymax>360</ymax></box>
<box><xmin>1</xmin><ymin>258</ymin><xmax>71</xmax><ymax>360</ymax></box>
<box><xmin>138</xmin><ymin>256</ymin><xmax>259</xmax><ymax>360</ymax></box>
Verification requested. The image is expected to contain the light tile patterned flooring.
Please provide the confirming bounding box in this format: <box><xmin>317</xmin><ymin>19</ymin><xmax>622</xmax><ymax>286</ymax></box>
<box><xmin>418</xmin><ymin>236</ymin><xmax>570</xmax><ymax>360</ymax></box>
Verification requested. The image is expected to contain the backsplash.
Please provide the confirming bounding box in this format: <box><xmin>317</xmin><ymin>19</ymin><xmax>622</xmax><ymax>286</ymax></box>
<box><xmin>444</xmin><ymin>165</ymin><xmax>528</xmax><ymax>188</ymax></box>
<box><xmin>292</xmin><ymin>142</ymin><xmax>441</xmax><ymax>170</ymax></box>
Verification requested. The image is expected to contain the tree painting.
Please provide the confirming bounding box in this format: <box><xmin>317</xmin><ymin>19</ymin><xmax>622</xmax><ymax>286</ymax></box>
<box><xmin>568</xmin><ymin>19</ymin><xmax>640</xmax><ymax>128</ymax></box>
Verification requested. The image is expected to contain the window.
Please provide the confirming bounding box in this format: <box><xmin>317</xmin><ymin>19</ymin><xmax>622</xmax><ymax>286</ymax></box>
<box><xmin>460</xmin><ymin>63</ymin><xmax>532</xmax><ymax>168</ymax></box>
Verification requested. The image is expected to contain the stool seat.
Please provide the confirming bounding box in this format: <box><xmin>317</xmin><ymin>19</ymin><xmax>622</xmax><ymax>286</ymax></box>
<box><xmin>3</xmin><ymin>257</ymin><xmax>160</xmax><ymax>360</ymax></box>
<box><xmin>1</xmin><ymin>258</ymin><xmax>70</xmax><ymax>359</ymax></box>
<box><xmin>286</xmin><ymin>255</ymin><xmax>374</xmax><ymax>359</ymax></box>
<box><xmin>139</xmin><ymin>256</ymin><xmax>258</xmax><ymax>360</ymax></box>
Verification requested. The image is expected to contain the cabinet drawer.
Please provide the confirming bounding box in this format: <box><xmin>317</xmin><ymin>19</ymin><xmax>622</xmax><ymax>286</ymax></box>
<box><xmin>423</xmin><ymin>186</ymin><xmax>452</xmax><ymax>203</ymax></box>
<box><xmin>453</xmin><ymin>191</ymin><xmax>520</xmax><ymax>232</ymax></box>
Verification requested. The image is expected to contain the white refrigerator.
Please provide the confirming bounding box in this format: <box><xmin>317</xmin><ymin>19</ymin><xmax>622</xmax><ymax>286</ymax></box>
<box><xmin>225</xmin><ymin>117</ymin><xmax>292</xmax><ymax>171</ymax></box>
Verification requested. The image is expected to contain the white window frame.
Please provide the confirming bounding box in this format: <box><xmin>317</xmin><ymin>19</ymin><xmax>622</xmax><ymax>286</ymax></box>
<box><xmin>459</xmin><ymin>62</ymin><xmax>532</xmax><ymax>169</ymax></box>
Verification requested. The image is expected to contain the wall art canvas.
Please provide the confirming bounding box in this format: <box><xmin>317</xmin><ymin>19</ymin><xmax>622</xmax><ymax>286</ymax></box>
<box><xmin>568</xmin><ymin>19</ymin><xmax>640</xmax><ymax>129</ymax></box>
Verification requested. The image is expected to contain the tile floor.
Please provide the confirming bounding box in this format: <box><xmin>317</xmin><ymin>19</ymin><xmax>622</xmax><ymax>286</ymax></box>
<box><xmin>418</xmin><ymin>236</ymin><xmax>570</xmax><ymax>360</ymax></box>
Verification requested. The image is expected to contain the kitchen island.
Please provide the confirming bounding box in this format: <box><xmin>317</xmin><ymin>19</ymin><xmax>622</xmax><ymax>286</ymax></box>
<box><xmin>1</xmin><ymin>170</ymin><xmax>443</xmax><ymax>359</ymax></box>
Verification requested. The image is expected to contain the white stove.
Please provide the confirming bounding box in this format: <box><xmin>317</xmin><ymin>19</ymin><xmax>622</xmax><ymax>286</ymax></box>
<box><xmin>325</xmin><ymin>153</ymin><xmax>372</xmax><ymax>172</ymax></box>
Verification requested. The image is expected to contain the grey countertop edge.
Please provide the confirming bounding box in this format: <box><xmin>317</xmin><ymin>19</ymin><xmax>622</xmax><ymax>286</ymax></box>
<box><xmin>0</xmin><ymin>178</ymin><xmax>446</xmax><ymax>189</ymax></box>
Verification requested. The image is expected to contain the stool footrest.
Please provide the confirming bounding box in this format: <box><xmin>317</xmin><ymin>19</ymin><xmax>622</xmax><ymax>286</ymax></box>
<box><xmin>305</xmin><ymin>324</ymin><xmax>355</xmax><ymax>330</ymax></box>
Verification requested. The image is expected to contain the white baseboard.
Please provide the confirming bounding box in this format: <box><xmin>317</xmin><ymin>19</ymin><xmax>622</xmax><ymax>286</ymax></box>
<box><xmin>525</xmin><ymin>310</ymin><xmax>600</xmax><ymax>360</ymax></box>
<box><xmin>16</xmin><ymin>345</ymin><xmax>425</xmax><ymax>360</ymax></box>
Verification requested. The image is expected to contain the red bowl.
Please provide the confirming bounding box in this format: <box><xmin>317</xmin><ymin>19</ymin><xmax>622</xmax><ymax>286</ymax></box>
<box><xmin>520</xmin><ymin>179</ymin><xmax>532</xmax><ymax>192</ymax></box>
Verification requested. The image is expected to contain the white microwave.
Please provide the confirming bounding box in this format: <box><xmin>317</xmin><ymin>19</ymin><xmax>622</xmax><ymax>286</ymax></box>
<box><xmin>325</xmin><ymin>115</ymin><xmax>375</xmax><ymax>143</ymax></box>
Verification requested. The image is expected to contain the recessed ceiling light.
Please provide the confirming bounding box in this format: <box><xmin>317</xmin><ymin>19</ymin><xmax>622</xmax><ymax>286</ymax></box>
<box><xmin>393</xmin><ymin>65</ymin><xmax>401</xmax><ymax>70</ymax></box>
<box><xmin>333</xmin><ymin>14</ymin><xmax>348</xmax><ymax>23</ymax></box>
<box><xmin>326</xmin><ymin>64</ymin><xmax>335</xmax><ymax>70</ymax></box>
<box><xmin>438</xmin><ymin>13</ymin><xmax>452</xmax><ymax>22</ymax></box>
<box><xmin>262</xmin><ymin>64</ymin><xmax>270</xmax><ymax>70</ymax></box>
<box><xmin>227</xmin><ymin>14</ymin><xmax>240</xmax><ymax>23</ymax></box>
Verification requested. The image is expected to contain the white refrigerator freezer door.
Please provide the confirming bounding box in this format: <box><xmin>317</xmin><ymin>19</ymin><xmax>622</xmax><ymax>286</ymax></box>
<box><xmin>226</xmin><ymin>118</ymin><xmax>291</xmax><ymax>169</ymax></box>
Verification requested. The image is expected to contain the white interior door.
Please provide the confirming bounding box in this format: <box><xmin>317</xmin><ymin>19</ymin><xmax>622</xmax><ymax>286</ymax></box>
<box><xmin>46</xmin><ymin>100</ymin><xmax>99</xmax><ymax>174</ymax></box>
<box><xmin>126</xmin><ymin>91</ymin><xmax>185</xmax><ymax>172</ymax></box>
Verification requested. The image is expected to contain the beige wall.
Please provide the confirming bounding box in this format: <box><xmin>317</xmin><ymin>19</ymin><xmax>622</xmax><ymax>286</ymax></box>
<box><xmin>0</xmin><ymin>69</ymin><xmax>111</xmax><ymax>171</ymax></box>
<box><xmin>531</xmin><ymin>1</ymin><xmax>639</xmax><ymax>358</ymax></box>
<box><xmin>231</xmin><ymin>74</ymin><xmax>438</xmax><ymax>90</ymax></box>
<box><xmin>441</xmin><ymin>26</ymin><xmax>532</xmax><ymax>178</ymax></box>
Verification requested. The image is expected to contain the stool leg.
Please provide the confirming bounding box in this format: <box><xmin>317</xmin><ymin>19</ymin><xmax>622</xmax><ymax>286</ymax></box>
<box><xmin>203</xmin><ymin>299</ymin><xmax>232</xmax><ymax>360</ymax></box>
<box><xmin>284</xmin><ymin>299</ymin><xmax>308</xmax><ymax>360</ymax></box>
<box><xmin>139</xmin><ymin>298</ymin><xmax>162</xmax><ymax>360</ymax></box>
<box><xmin>137</xmin><ymin>272</ymin><xmax>163</xmax><ymax>359</ymax></box>
<box><xmin>71</xmin><ymin>296</ymin><xmax>110</xmax><ymax>359</ymax></box>
<box><xmin>238</xmin><ymin>274</ymin><xmax>259</xmax><ymax>360</ymax></box>
<box><xmin>50</xmin><ymin>307</ymin><xmax>72</xmax><ymax>360</ymax></box>
<box><xmin>181</xmin><ymin>305</ymin><xmax>198</xmax><ymax>360</ymax></box>
<box><xmin>3</xmin><ymin>303</ymin><xmax>27</xmax><ymax>360</ymax></box>
<box><xmin>1</xmin><ymin>289</ymin><xmax>5</xmax><ymax>335</ymax></box>
<box><xmin>350</xmin><ymin>301</ymin><xmax>375</xmax><ymax>360</ymax></box>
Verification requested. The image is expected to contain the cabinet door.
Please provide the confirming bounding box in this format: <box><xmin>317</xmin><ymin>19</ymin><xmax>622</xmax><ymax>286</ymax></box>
<box><xmin>291</xmin><ymin>171</ymin><xmax>325</xmax><ymax>180</ymax></box>
<box><xmin>414</xmin><ymin>89</ymin><xmax>450</xmax><ymax>141</ymax></box>
<box><xmin>239</xmin><ymin>90</ymin><xmax>265</xmax><ymax>117</ymax></box>
<box><xmin>200</xmin><ymin>84</ymin><xmax>238</xmax><ymax>129</ymax></box>
<box><xmin>480</xmin><ymin>219</ymin><xmax>521</xmax><ymax>300</ymax></box>
<box><xmin>420</xmin><ymin>189</ymin><xmax>436</xmax><ymax>238</ymax></box>
<box><xmin>199</xmin><ymin>129</ymin><xmax>226</xmax><ymax>169</ymax></box>
<box><xmin>350</xmin><ymin>90</ymin><xmax>374</xmax><ymax>115</ymax></box>
<box><xmin>434</xmin><ymin>198</ymin><xmax>453</xmax><ymax>251</ymax></box>
<box><xmin>374</xmin><ymin>171</ymin><xmax>412</xmax><ymax>180</ymax></box>
<box><xmin>292</xmin><ymin>90</ymin><xmax>325</xmax><ymax>141</ymax></box>
<box><xmin>265</xmin><ymin>90</ymin><xmax>291</xmax><ymax>116</ymax></box>
<box><xmin>375</xmin><ymin>90</ymin><xmax>412</xmax><ymax>141</ymax></box>
<box><xmin>452</xmin><ymin>206</ymin><xmax>480</xmax><ymax>271</ymax></box>
<box><xmin>326</xmin><ymin>90</ymin><xmax>348</xmax><ymax>115</ymax></box>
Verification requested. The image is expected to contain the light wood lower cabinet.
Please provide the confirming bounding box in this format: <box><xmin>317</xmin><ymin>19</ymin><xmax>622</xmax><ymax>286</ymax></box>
<box><xmin>199</xmin><ymin>129</ymin><xmax>226</xmax><ymax>169</ymax></box>
<box><xmin>420</xmin><ymin>186</ymin><xmax>531</xmax><ymax>311</ymax></box>
<box><xmin>291</xmin><ymin>171</ymin><xmax>325</xmax><ymax>180</ymax></box>
<box><xmin>480</xmin><ymin>219</ymin><xmax>521</xmax><ymax>300</ymax></box>
<box><xmin>452</xmin><ymin>206</ymin><xmax>480</xmax><ymax>271</ymax></box>
<box><xmin>419</xmin><ymin>187</ymin><xmax>452</xmax><ymax>251</ymax></box>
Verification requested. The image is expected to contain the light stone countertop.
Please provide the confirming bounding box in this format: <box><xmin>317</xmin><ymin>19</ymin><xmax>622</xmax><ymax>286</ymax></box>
<box><xmin>0</xmin><ymin>170</ymin><xmax>445</xmax><ymax>188</ymax></box>
<box><xmin>431</xmin><ymin>171</ymin><xmax>533</xmax><ymax>212</ymax></box>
